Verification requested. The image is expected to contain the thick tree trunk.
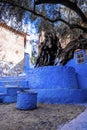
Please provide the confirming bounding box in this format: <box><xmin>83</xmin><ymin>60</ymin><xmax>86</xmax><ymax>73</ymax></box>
<box><xmin>59</xmin><ymin>35</ymin><xmax>87</xmax><ymax>65</ymax></box>
<box><xmin>35</xmin><ymin>32</ymin><xmax>87</xmax><ymax>67</ymax></box>
<box><xmin>35</xmin><ymin>30</ymin><xmax>62</xmax><ymax>67</ymax></box>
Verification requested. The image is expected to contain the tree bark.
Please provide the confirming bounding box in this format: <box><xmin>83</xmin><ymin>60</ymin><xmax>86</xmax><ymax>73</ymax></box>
<box><xmin>35</xmin><ymin>33</ymin><xmax>87</xmax><ymax>67</ymax></box>
<box><xmin>35</xmin><ymin>30</ymin><xmax>62</xmax><ymax>67</ymax></box>
<box><xmin>58</xmin><ymin>35</ymin><xmax>87</xmax><ymax>65</ymax></box>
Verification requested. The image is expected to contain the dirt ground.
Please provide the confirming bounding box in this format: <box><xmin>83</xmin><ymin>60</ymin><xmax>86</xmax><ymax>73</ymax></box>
<box><xmin>0</xmin><ymin>103</ymin><xmax>86</xmax><ymax>130</ymax></box>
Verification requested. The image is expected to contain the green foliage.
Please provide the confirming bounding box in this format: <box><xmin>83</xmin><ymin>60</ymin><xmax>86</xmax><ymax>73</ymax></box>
<box><xmin>0</xmin><ymin>0</ymin><xmax>87</xmax><ymax>36</ymax></box>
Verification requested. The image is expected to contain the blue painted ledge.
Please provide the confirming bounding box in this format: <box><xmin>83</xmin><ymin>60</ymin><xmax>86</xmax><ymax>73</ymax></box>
<box><xmin>77</xmin><ymin>74</ymin><xmax>87</xmax><ymax>89</ymax></box>
<box><xmin>0</xmin><ymin>76</ymin><xmax>28</xmax><ymax>88</ymax></box>
<box><xmin>0</xmin><ymin>86</ymin><xmax>21</xmax><ymax>103</ymax></box>
<box><xmin>32</xmin><ymin>89</ymin><xmax>87</xmax><ymax>104</ymax></box>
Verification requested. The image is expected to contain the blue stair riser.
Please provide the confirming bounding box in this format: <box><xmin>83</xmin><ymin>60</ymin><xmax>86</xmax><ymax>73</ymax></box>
<box><xmin>0</xmin><ymin>94</ymin><xmax>6</xmax><ymax>103</ymax></box>
<box><xmin>0</xmin><ymin>81</ymin><xmax>28</xmax><ymax>88</ymax></box>
<box><xmin>0</xmin><ymin>87</ymin><xmax>21</xmax><ymax>96</ymax></box>
<box><xmin>0</xmin><ymin>87</ymin><xmax>7</xmax><ymax>94</ymax></box>
<box><xmin>32</xmin><ymin>89</ymin><xmax>87</xmax><ymax>104</ymax></box>
<box><xmin>3</xmin><ymin>95</ymin><xmax>17</xmax><ymax>103</ymax></box>
<box><xmin>6</xmin><ymin>87</ymin><xmax>21</xmax><ymax>96</ymax></box>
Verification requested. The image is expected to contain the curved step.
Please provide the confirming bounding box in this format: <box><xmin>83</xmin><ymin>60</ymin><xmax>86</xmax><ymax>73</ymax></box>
<box><xmin>32</xmin><ymin>89</ymin><xmax>87</xmax><ymax>104</ymax></box>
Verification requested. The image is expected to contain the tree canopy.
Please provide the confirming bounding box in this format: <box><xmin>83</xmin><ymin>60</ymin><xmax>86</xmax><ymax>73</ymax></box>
<box><xmin>0</xmin><ymin>0</ymin><xmax>87</xmax><ymax>34</ymax></box>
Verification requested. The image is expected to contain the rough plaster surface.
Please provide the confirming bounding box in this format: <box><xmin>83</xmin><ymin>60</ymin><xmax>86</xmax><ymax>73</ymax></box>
<box><xmin>77</xmin><ymin>74</ymin><xmax>87</xmax><ymax>89</ymax></box>
<box><xmin>26</xmin><ymin>65</ymin><xmax>87</xmax><ymax>104</ymax></box>
<box><xmin>28</xmin><ymin>66</ymin><xmax>78</xmax><ymax>89</ymax></box>
<box><xmin>16</xmin><ymin>91</ymin><xmax>37</xmax><ymax>110</ymax></box>
<box><xmin>0</xmin><ymin>76</ymin><xmax>28</xmax><ymax>88</ymax></box>
<box><xmin>33</xmin><ymin>89</ymin><xmax>87</xmax><ymax>104</ymax></box>
<box><xmin>0</xmin><ymin>75</ymin><xmax>29</xmax><ymax>103</ymax></box>
<box><xmin>66</xmin><ymin>58</ymin><xmax>87</xmax><ymax>89</ymax></box>
<box><xmin>66</xmin><ymin>59</ymin><xmax>87</xmax><ymax>76</ymax></box>
<box><xmin>0</xmin><ymin>86</ymin><xmax>22</xmax><ymax>103</ymax></box>
<box><xmin>0</xmin><ymin>26</ymin><xmax>25</xmax><ymax>75</ymax></box>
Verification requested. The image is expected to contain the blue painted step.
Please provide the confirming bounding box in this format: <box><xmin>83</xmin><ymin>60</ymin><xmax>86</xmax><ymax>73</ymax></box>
<box><xmin>0</xmin><ymin>93</ymin><xmax>6</xmax><ymax>103</ymax></box>
<box><xmin>0</xmin><ymin>76</ymin><xmax>28</xmax><ymax>88</ymax></box>
<box><xmin>0</xmin><ymin>86</ymin><xmax>26</xmax><ymax>103</ymax></box>
<box><xmin>0</xmin><ymin>86</ymin><xmax>7</xmax><ymax>94</ymax></box>
<box><xmin>32</xmin><ymin>89</ymin><xmax>87</xmax><ymax>104</ymax></box>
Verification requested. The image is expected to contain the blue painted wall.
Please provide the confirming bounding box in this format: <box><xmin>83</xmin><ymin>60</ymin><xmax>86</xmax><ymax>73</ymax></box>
<box><xmin>0</xmin><ymin>86</ymin><xmax>22</xmax><ymax>103</ymax></box>
<box><xmin>66</xmin><ymin>50</ymin><xmax>87</xmax><ymax>76</ymax></box>
<box><xmin>77</xmin><ymin>74</ymin><xmax>87</xmax><ymax>89</ymax></box>
<box><xmin>66</xmin><ymin>50</ymin><xmax>87</xmax><ymax>89</ymax></box>
<box><xmin>66</xmin><ymin>59</ymin><xmax>87</xmax><ymax>76</ymax></box>
<box><xmin>28</xmin><ymin>66</ymin><xmax>78</xmax><ymax>89</ymax></box>
<box><xmin>0</xmin><ymin>76</ymin><xmax>28</xmax><ymax>88</ymax></box>
<box><xmin>24</xmin><ymin>52</ymin><xmax>30</xmax><ymax>73</ymax></box>
<box><xmin>0</xmin><ymin>49</ymin><xmax>87</xmax><ymax>104</ymax></box>
<box><xmin>25</xmin><ymin>49</ymin><xmax>87</xmax><ymax>104</ymax></box>
<box><xmin>34</xmin><ymin>89</ymin><xmax>87</xmax><ymax>104</ymax></box>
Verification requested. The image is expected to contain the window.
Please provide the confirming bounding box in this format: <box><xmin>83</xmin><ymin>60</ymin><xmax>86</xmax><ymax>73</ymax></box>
<box><xmin>77</xmin><ymin>52</ymin><xmax>85</xmax><ymax>63</ymax></box>
<box><xmin>74</xmin><ymin>50</ymin><xmax>87</xmax><ymax>64</ymax></box>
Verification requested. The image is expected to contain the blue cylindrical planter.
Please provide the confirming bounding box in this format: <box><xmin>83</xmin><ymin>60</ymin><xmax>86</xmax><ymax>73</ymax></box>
<box><xmin>16</xmin><ymin>90</ymin><xmax>37</xmax><ymax>110</ymax></box>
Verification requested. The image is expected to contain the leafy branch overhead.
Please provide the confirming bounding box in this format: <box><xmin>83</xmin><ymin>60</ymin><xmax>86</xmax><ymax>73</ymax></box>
<box><xmin>35</xmin><ymin>0</ymin><xmax>87</xmax><ymax>23</ymax></box>
<box><xmin>0</xmin><ymin>0</ymin><xmax>87</xmax><ymax>32</ymax></box>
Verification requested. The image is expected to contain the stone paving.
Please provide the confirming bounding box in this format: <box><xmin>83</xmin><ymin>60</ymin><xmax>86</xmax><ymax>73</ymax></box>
<box><xmin>57</xmin><ymin>107</ymin><xmax>87</xmax><ymax>130</ymax></box>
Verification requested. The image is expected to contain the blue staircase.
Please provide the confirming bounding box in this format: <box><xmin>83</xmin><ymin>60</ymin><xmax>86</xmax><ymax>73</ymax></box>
<box><xmin>0</xmin><ymin>86</ymin><xmax>25</xmax><ymax>103</ymax></box>
<box><xmin>0</xmin><ymin>76</ymin><xmax>29</xmax><ymax>103</ymax></box>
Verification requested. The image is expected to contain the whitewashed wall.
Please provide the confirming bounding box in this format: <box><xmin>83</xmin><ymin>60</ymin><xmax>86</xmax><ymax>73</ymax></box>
<box><xmin>0</xmin><ymin>27</ymin><xmax>25</xmax><ymax>76</ymax></box>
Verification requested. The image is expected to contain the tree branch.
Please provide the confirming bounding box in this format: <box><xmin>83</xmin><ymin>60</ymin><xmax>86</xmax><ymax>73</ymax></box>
<box><xmin>35</xmin><ymin>0</ymin><xmax>87</xmax><ymax>23</ymax></box>
<box><xmin>58</xmin><ymin>18</ymin><xmax>87</xmax><ymax>32</ymax></box>
<box><xmin>70</xmin><ymin>24</ymin><xmax>87</xmax><ymax>32</ymax></box>
<box><xmin>0</xmin><ymin>0</ymin><xmax>53</xmax><ymax>22</ymax></box>
<box><xmin>0</xmin><ymin>0</ymin><xmax>87</xmax><ymax>33</ymax></box>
